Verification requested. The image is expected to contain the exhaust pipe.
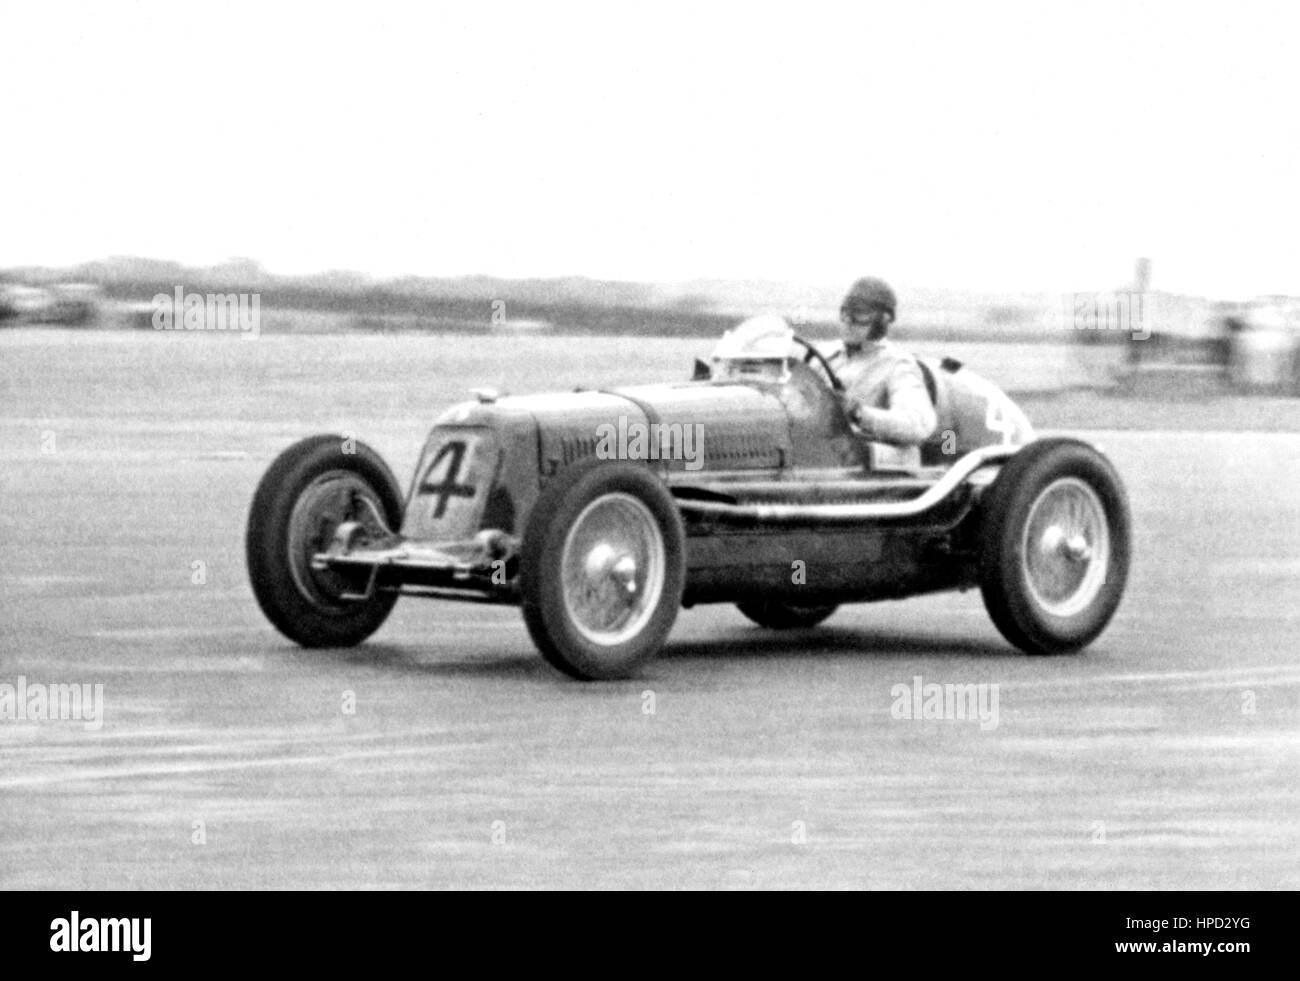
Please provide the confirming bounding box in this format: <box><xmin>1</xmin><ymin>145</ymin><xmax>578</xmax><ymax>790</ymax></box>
<box><xmin>676</xmin><ymin>444</ymin><xmax>1018</xmax><ymax>523</ymax></box>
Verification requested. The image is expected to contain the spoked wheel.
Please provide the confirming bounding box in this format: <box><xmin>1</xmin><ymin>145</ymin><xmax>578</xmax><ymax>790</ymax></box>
<box><xmin>246</xmin><ymin>434</ymin><xmax>403</xmax><ymax>648</ymax></box>
<box><xmin>1021</xmin><ymin>477</ymin><xmax>1111</xmax><ymax>619</ymax></box>
<box><xmin>521</xmin><ymin>460</ymin><xmax>686</xmax><ymax>680</ymax></box>
<box><xmin>561</xmin><ymin>494</ymin><xmax>668</xmax><ymax>646</ymax></box>
<box><xmin>978</xmin><ymin>438</ymin><xmax>1130</xmax><ymax>655</ymax></box>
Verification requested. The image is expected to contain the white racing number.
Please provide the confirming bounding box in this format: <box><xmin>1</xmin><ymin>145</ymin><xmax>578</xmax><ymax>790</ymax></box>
<box><xmin>984</xmin><ymin>392</ymin><xmax>1019</xmax><ymax>446</ymax></box>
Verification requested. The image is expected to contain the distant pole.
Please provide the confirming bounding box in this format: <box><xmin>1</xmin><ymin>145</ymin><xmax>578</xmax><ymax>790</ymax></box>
<box><xmin>1129</xmin><ymin>257</ymin><xmax>1151</xmax><ymax>365</ymax></box>
<box><xmin>1134</xmin><ymin>257</ymin><xmax>1151</xmax><ymax>293</ymax></box>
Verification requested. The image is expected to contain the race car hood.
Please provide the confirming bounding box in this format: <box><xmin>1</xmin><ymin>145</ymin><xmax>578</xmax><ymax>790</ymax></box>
<box><xmin>526</xmin><ymin>381</ymin><xmax>792</xmax><ymax>476</ymax></box>
<box><xmin>402</xmin><ymin>382</ymin><xmax>792</xmax><ymax>542</ymax></box>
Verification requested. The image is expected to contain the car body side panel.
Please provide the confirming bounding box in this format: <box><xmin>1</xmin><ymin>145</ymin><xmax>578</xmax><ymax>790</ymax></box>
<box><xmin>772</xmin><ymin>362</ymin><xmax>867</xmax><ymax>470</ymax></box>
<box><xmin>613</xmin><ymin>381</ymin><xmax>793</xmax><ymax>474</ymax></box>
<box><xmin>680</xmin><ymin>492</ymin><xmax>980</xmax><ymax>605</ymax></box>
<box><xmin>681</xmin><ymin>524</ymin><xmax>976</xmax><ymax>605</ymax></box>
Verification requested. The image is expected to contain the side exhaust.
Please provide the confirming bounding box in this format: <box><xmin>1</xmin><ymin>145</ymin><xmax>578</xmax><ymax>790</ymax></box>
<box><xmin>676</xmin><ymin>444</ymin><xmax>1019</xmax><ymax>523</ymax></box>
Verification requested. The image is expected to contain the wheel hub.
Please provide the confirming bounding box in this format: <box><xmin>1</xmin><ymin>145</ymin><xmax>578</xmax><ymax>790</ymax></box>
<box><xmin>583</xmin><ymin>543</ymin><xmax>639</xmax><ymax>595</ymax></box>
<box><xmin>287</xmin><ymin>471</ymin><xmax>386</xmax><ymax>610</ymax></box>
<box><xmin>1042</xmin><ymin>525</ymin><xmax>1093</xmax><ymax>562</ymax></box>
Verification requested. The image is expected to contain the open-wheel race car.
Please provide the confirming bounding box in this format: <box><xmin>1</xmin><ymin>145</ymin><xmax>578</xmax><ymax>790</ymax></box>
<box><xmin>246</xmin><ymin>318</ymin><xmax>1131</xmax><ymax>680</ymax></box>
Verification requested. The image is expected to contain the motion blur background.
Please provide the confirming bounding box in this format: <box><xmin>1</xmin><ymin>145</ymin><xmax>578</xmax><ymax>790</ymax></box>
<box><xmin>2</xmin><ymin>0</ymin><xmax>1299</xmax><ymax>393</ymax></box>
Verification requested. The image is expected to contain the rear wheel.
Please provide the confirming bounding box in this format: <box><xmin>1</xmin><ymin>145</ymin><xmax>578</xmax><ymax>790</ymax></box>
<box><xmin>736</xmin><ymin>600</ymin><xmax>839</xmax><ymax>630</ymax></box>
<box><xmin>978</xmin><ymin>438</ymin><xmax>1130</xmax><ymax>655</ymax></box>
<box><xmin>246</xmin><ymin>434</ymin><xmax>403</xmax><ymax>647</ymax></box>
<box><xmin>520</xmin><ymin>460</ymin><xmax>686</xmax><ymax>680</ymax></box>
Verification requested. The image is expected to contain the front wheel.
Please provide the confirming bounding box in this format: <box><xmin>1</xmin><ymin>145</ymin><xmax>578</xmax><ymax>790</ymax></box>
<box><xmin>520</xmin><ymin>461</ymin><xmax>686</xmax><ymax>680</ymax></box>
<box><xmin>978</xmin><ymin>438</ymin><xmax>1130</xmax><ymax>655</ymax></box>
<box><xmin>246</xmin><ymin>434</ymin><xmax>404</xmax><ymax>648</ymax></box>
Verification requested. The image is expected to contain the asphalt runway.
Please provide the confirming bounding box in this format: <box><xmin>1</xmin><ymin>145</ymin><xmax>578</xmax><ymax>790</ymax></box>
<box><xmin>1</xmin><ymin>331</ymin><xmax>1298</xmax><ymax>889</ymax></box>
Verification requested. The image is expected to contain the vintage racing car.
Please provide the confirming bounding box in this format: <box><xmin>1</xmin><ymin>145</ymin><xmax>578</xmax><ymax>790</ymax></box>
<box><xmin>246</xmin><ymin>318</ymin><xmax>1131</xmax><ymax>679</ymax></box>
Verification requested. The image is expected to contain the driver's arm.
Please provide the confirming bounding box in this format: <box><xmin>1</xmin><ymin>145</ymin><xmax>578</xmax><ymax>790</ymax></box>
<box><xmin>845</xmin><ymin>359</ymin><xmax>938</xmax><ymax>446</ymax></box>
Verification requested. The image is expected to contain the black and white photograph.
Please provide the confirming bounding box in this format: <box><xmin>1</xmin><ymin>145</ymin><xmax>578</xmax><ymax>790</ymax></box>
<box><xmin>0</xmin><ymin>0</ymin><xmax>1295</xmax><ymax>942</ymax></box>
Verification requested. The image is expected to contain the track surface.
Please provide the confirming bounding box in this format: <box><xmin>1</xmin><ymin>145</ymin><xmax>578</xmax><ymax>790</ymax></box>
<box><xmin>2</xmin><ymin>332</ymin><xmax>1298</xmax><ymax>889</ymax></box>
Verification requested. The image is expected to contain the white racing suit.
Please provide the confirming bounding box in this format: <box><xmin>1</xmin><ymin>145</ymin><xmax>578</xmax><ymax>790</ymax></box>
<box><xmin>827</xmin><ymin>340</ymin><xmax>1035</xmax><ymax>467</ymax></box>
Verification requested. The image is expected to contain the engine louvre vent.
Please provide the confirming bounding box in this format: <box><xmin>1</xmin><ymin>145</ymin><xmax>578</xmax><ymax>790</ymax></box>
<box><xmin>558</xmin><ymin>433</ymin><xmax>600</xmax><ymax>466</ymax></box>
<box><xmin>704</xmin><ymin>428</ymin><xmax>783</xmax><ymax>469</ymax></box>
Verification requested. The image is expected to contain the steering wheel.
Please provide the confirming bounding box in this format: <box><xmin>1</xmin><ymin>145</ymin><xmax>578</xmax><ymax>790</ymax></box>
<box><xmin>791</xmin><ymin>335</ymin><xmax>845</xmax><ymax>393</ymax></box>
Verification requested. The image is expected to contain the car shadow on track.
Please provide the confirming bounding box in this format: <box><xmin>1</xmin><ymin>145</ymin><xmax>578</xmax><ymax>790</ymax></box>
<box><xmin>661</xmin><ymin>625</ymin><xmax>1012</xmax><ymax>663</ymax></box>
<box><xmin>282</xmin><ymin>630</ymin><xmax>1015</xmax><ymax>680</ymax></box>
<box><xmin>289</xmin><ymin>643</ymin><xmax>554</xmax><ymax>680</ymax></box>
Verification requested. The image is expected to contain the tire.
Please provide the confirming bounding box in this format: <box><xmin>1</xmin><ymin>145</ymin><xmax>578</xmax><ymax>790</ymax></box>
<box><xmin>737</xmin><ymin>600</ymin><xmax>839</xmax><ymax>630</ymax></box>
<box><xmin>978</xmin><ymin>437</ymin><xmax>1130</xmax><ymax>655</ymax></box>
<box><xmin>520</xmin><ymin>460</ymin><xmax>686</xmax><ymax>680</ymax></box>
<box><xmin>246</xmin><ymin>434</ymin><xmax>404</xmax><ymax>648</ymax></box>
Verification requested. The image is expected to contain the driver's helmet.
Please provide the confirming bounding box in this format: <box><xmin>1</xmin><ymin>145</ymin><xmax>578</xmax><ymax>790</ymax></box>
<box><xmin>710</xmin><ymin>314</ymin><xmax>795</xmax><ymax>381</ymax></box>
<box><xmin>840</xmin><ymin>277</ymin><xmax>897</xmax><ymax>322</ymax></box>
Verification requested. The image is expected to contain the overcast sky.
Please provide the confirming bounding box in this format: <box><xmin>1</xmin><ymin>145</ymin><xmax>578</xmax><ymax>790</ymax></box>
<box><xmin>3</xmin><ymin>1</ymin><xmax>1297</xmax><ymax>297</ymax></box>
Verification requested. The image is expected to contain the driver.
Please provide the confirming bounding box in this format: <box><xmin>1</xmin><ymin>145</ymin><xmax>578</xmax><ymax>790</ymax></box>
<box><xmin>829</xmin><ymin>277</ymin><xmax>938</xmax><ymax>449</ymax></box>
